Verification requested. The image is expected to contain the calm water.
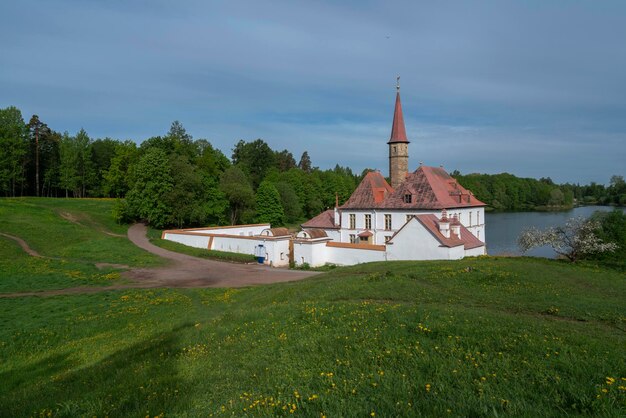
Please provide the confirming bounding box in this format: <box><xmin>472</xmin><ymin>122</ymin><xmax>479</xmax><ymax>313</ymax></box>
<box><xmin>485</xmin><ymin>206</ymin><xmax>625</xmax><ymax>258</ymax></box>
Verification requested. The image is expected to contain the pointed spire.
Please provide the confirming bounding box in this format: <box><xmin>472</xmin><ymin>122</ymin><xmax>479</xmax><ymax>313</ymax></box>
<box><xmin>389</xmin><ymin>75</ymin><xmax>408</xmax><ymax>143</ymax></box>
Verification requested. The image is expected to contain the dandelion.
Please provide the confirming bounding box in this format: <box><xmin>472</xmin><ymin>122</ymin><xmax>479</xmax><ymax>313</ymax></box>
<box><xmin>606</xmin><ymin>377</ymin><xmax>615</xmax><ymax>385</ymax></box>
<box><xmin>425</xmin><ymin>383</ymin><xmax>431</xmax><ymax>392</ymax></box>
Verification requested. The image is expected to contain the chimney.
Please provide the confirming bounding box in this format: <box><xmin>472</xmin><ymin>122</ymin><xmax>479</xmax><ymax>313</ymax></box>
<box><xmin>334</xmin><ymin>192</ymin><xmax>340</xmax><ymax>226</ymax></box>
<box><xmin>450</xmin><ymin>214</ymin><xmax>461</xmax><ymax>239</ymax></box>
<box><xmin>439</xmin><ymin>209</ymin><xmax>450</xmax><ymax>238</ymax></box>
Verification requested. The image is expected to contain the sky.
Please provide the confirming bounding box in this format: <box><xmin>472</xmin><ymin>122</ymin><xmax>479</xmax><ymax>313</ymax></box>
<box><xmin>1</xmin><ymin>1</ymin><xmax>625</xmax><ymax>184</ymax></box>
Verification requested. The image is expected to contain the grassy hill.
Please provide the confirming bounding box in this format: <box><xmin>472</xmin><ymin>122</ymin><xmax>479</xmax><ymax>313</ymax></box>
<box><xmin>0</xmin><ymin>198</ymin><xmax>624</xmax><ymax>417</ymax></box>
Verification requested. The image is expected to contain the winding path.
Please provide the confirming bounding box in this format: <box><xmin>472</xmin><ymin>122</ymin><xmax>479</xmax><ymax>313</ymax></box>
<box><xmin>0</xmin><ymin>232</ymin><xmax>44</xmax><ymax>258</ymax></box>
<box><xmin>0</xmin><ymin>224</ymin><xmax>319</xmax><ymax>297</ymax></box>
<box><xmin>123</xmin><ymin>223</ymin><xmax>319</xmax><ymax>288</ymax></box>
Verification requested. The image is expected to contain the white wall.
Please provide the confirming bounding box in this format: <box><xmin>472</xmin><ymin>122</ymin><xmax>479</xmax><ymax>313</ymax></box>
<box><xmin>293</xmin><ymin>240</ymin><xmax>329</xmax><ymax>267</ymax></box>
<box><xmin>386</xmin><ymin>219</ymin><xmax>464</xmax><ymax>261</ymax></box>
<box><xmin>464</xmin><ymin>246</ymin><xmax>486</xmax><ymax>257</ymax></box>
<box><xmin>163</xmin><ymin>232</ymin><xmax>210</xmax><ymax>249</ymax></box>
<box><xmin>339</xmin><ymin>208</ymin><xmax>486</xmax><ymax>246</ymax></box>
<box><xmin>163</xmin><ymin>226</ymin><xmax>290</xmax><ymax>267</ymax></box>
<box><xmin>324</xmin><ymin>244</ymin><xmax>386</xmax><ymax>265</ymax></box>
<box><xmin>210</xmin><ymin>235</ymin><xmax>291</xmax><ymax>267</ymax></box>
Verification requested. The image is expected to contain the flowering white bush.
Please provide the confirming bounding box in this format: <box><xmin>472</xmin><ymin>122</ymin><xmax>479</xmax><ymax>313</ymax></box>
<box><xmin>518</xmin><ymin>216</ymin><xmax>618</xmax><ymax>262</ymax></box>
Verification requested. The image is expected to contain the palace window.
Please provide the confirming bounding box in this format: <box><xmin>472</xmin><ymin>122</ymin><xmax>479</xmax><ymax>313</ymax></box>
<box><xmin>349</xmin><ymin>214</ymin><xmax>355</xmax><ymax>229</ymax></box>
<box><xmin>365</xmin><ymin>214</ymin><xmax>372</xmax><ymax>230</ymax></box>
<box><xmin>384</xmin><ymin>214</ymin><xmax>392</xmax><ymax>230</ymax></box>
<box><xmin>404</xmin><ymin>194</ymin><xmax>412</xmax><ymax>203</ymax></box>
<box><xmin>349</xmin><ymin>234</ymin><xmax>357</xmax><ymax>244</ymax></box>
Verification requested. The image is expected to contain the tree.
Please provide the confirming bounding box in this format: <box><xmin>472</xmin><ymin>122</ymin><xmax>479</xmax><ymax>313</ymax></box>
<box><xmin>274</xmin><ymin>149</ymin><xmax>296</xmax><ymax>172</ymax></box>
<box><xmin>195</xmin><ymin>139</ymin><xmax>230</xmax><ymax>177</ymax></box>
<box><xmin>518</xmin><ymin>217</ymin><xmax>618</xmax><ymax>262</ymax></box>
<box><xmin>59</xmin><ymin>129</ymin><xmax>93</xmax><ymax>197</ymax></box>
<box><xmin>27</xmin><ymin>115</ymin><xmax>51</xmax><ymax>196</ymax></box>
<box><xmin>0</xmin><ymin>106</ymin><xmax>28</xmax><ymax>196</ymax></box>
<box><xmin>163</xmin><ymin>155</ymin><xmax>204</xmax><ymax>228</ymax></box>
<box><xmin>275</xmin><ymin>181</ymin><xmax>302</xmax><ymax>223</ymax></box>
<box><xmin>219</xmin><ymin>166</ymin><xmax>255</xmax><ymax>225</ymax></box>
<box><xmin>103</xmin><ymin>141</ymin><xmax>138</xmax><ymax>197</ymax></box>
<box><xmin>125</xmin><ymin>148</ymin><xmax>174</xmax><ymax>228</ymax></box>
<box><xmin>590</xmin><ymin>209</ymin><xmax>626</xmax><ymax>269</ymax></box>
<box><xmin>167</xmin><ymin>120</ymin><xmax>196</xmax><ymax>159</ymax></box>
<box><xmin>298</xmin><ymin>151</ymin><xmax>312</xmax><ymax>173</ymax></box>
<box><xmin>232</xmin><ymin>139</ymin><xmax>276</xmax><ymax>188</ymax></box>
<box><xmin>59</xmin><ymin>132</ymin><xmax>78</xmax><ymax>197</ymax></box>
<box><xmin>90</xmin><ymin>138</ymin><xmax>119</xmax><ymax>196</ymax></box>
<box><xmin>255</xmin><ymin>180</ymin><xmax>285</xmax><ymax>226</ymax></box>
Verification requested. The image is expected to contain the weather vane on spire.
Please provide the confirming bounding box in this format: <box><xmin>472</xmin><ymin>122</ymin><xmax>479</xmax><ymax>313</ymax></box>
<box><xmin>396</xmin><ymin>75</ymin><xmax>400</xmax><ymax>91</ymax></box>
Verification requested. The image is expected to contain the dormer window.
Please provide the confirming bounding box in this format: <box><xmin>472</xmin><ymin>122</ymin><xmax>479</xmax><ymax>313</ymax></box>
<box><xmin>403</xmin><ymin>194</ymin><xmax>412</xmax><ymax>203</ymax></box>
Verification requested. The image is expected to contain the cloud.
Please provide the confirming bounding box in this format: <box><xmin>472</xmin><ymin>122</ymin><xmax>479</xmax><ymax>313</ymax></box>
<box><xmin>0</xmin><ymin>0</ymin><xmax>625</xmax><ymax>184</ymax></box>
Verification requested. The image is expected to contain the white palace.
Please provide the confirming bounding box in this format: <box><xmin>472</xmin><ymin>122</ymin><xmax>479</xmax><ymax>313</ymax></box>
<box><xmin>164</xmin><ymin>82</ymin><xmax>487</xmax><ymax>267</ymax></box>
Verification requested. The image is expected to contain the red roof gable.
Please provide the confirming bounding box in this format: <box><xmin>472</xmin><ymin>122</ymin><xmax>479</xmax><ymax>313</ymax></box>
<box><xmin>389</xmin><ymin>214</ymin><xmax>484</xmax><ymax>249</ymax></box>
<box><xmin>388</xmin><ymin>91</ymin><xmax>409</xmax><ymax>144</ymax></box>
<box><xmin>301</xmin><ymin>209</ymin><xmax>338</xmax><ymax>230</ymax></box>
<box><xmin>340</xmin><ymin>171</ymin><xmax>394</xmax><ymax>209</ymax></box>
<box><xmin>379</xmin><ymin>165</ymin><xmax>486</xmax><ymax>209</ymax></box>
<box><xmin>413</xmin><ymin>214</ymin><xmax>485</xmax><ymax>249</ymax></box>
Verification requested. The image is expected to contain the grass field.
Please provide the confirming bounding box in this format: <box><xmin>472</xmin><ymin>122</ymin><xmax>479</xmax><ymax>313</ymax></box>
<box><xmin>0</xmin><ymin>198</ymin><xmax>164</xmax><ymax>293</ymax></box>
<box><xmin>0</xmin><ymin>198</ymin><xmax>625</xmax><ymax>417</ymax></box>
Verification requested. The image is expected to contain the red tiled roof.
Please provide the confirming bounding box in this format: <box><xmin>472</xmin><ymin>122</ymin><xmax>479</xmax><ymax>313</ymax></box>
<box><xmin>301</xmin><ymin>209</ymin><xmax>338</xmax><ymax>229</ymax></box>
<box><xmin>414</xmin><ymin>214</ymin><xmax>485</xmax><ymax>249</ymax></box>
<box><xmin>379</xmin><ymin>166</ymin><xmax>486</xmax><ymax>209</ymax></box>
<box><xmin>358</xmin><ymin>230</ymin><xmax>373</xmax><ymax>238</ymax></box>
<box><xmin>263</xmin><ymin>227</ymin><xmax>291</xmax><ymax>237</ymax></box>
<box><xmin>301</xmin><ymin>229</ymin><xmax>328</xmax><ymax>239</ymax></box>
<box><xmin>388</xmin><ymin>91</ymin><xmax>408</xmax><ymax>144</ymax></box>
<box><xmin>340</xmin><ymin>171</ymin><xmax>394</xmax><ymax>209</ymax></box>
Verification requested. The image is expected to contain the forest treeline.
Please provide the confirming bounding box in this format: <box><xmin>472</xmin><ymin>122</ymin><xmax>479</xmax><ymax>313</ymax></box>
<box><xmin>1</xmin><ymin>105</ymin><xmax>624</xmax><ymax>228</ymax></box>
<box><xmin>0</xmin><ymin>106</ymin><xmax>359</xmax><ymax>228</ymax></box>
<box><xmin>452</xmin><ymin>171</ymin><xmax>626</xmax><ymax>211</ymax></box>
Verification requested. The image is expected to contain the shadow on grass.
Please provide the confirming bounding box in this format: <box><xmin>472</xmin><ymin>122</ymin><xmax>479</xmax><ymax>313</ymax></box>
<box><xmin>0</xmin><ymin>323</ymin><xmax>195</xmax><ymax>417</ymax></box>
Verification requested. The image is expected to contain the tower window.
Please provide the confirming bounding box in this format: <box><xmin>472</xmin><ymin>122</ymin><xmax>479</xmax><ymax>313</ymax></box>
<box><xmin>393</xmin><ymin>145</ymin><xmax>397</xmax><ymax>153</ymax></box>
<box><xmin>404</xmin><ymin>194</ymin><xmax>412</xmax><ymax>203</ymax></box>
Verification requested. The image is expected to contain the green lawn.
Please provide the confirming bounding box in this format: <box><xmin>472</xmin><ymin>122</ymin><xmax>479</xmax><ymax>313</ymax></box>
<box><xmin>0</xmin><ymin>198</ymin><xmax>163</xmax><ymax>292</ymax></box>
<box><xmin>0</xmin><ymin>198</ymin><xmax>624</xmax><ymax>417</ymax></box>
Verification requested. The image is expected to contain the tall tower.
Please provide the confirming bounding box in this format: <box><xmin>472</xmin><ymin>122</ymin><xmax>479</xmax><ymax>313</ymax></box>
<box><xmin>388</xmin><ymin>76</ymin><xmax>409</xmax><ymax>189</ymax></box>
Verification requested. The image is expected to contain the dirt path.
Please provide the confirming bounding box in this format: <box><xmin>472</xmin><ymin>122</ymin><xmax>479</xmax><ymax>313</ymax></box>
<box><xmin>124</xmin><ymin>223</ymin><xmax>319</xmax><ymax>288</ymax></box>
<box><xmin>0</xmin><ymin>224</ymin><xmax>320</xmax><ymax>298</ymax></box>
<box><xmin>0</xmin><ymin>232</ymin><xmax>44</xmax><ymax>257</ymax></box>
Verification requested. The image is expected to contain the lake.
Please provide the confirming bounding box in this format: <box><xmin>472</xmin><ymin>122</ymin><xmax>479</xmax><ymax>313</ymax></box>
<box><xmin>485</xmin><ymin>206</ymin><xmax>624</xmax><ymax>258</ymax></box>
